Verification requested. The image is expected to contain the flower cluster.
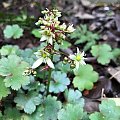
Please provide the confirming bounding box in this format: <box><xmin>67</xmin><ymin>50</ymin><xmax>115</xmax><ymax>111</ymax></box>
<box><xmin>36</xmin><ymin>8</ymin><xmax>75</xmax><ymax>45</ymax></box>
<box><xmin>32</xmin><ymin>9</ymin><xmax>86</xmax><ymax>71</ymax></box>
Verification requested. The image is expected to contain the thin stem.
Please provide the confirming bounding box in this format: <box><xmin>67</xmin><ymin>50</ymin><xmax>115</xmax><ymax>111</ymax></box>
<box><xmin>46</xmin><ymin>52</ymin><xmax>54</xmax><ymax>95</ymax></box>
<box><xmin>46</xmin><ymin>68</ymin><xmax>52</xmax><ymax>95</ymax></box>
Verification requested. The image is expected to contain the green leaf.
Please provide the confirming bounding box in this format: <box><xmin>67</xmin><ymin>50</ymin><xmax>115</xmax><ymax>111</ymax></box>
<box><xmin>0</xmin><ymin>55</ymin><xmax>30</xmax><ymax>90</ymax></box>
<box><xmin>49</xmin><ymin>71</ymin><xmax>70</xmax><ymax>93</ymax></box>
<box><xmin>3</xmin><ymin>25</ymin><xmax>14</xmax><ymax>38</ymax></box>
<box><xmin>0</xmin><ymin>77</ymin><xmax>10</xmax><ymax>100</ymax></box>
<box><xmin>3</xmin><ymin>107</ymin><xmax>21</xmax><ymax>120</ymax></box>
<box><xmin>64</xmin><ymin>89</ymin><xmax>84</xmax><ymax>106</ymax></box>
<box><xmin>14</xmin><ymin>91</ymin><xmax>43</xmax><ymax>114</ymax></box>
<box><xmin>83</xmin><ymin>40</ymin><xmax>95</xmax><ymax>51</ymax></box>
<box><xmin>3</xmin><ymin>24</ymin><xmax>23</xmax><ymax>39</ymax></box>
<box><xmin>31</xmin><ymin>29</ymin><xmax>41</xmax><ymax>38</ymax></box>
<box><xmin>56</xmin><ymin>61</ymin><xmax>71</xmax><ymax>73</ymax></box>
<box><xmin>91</xmin><ymin>44</ymin><xmax>113</xmax><ymax>65</ymax></box>
<box><xmin>99</xmin><ymin>100</ymin><xmax>120</xmax><ymax>120</ymax></box>
<box><xmin>82</xmin><ymin>112</ymin><xmax>90</xmax><ymax>120</ymax></box>
<box><xmin>70</xmin><ymin>24</ymin><xmax>99</xmax><ymax>51</ymax></box>
<box><xmin>112</xmin><ymin>48</ymin><xmax>120</xmax><ymax>59</ymax></box>
<box><xmin>22</xmin><ymin>95</ymin><xmax>61</xmax><ymax>120</ymax></box>
<box><xmin>0</xmin><ymin>45</ymin><xmax>20</xmax><ymax>56</ymax></box>
<box><xmin>58</xmin><ymin>104</ymin><xmax>84</xmax><ymax>120</ymax></box>
<box><xmin>20</xmin><ymin>114</ymin><xmax>30</xmax><ymax>120</ymax></box>
<box><xmin>20</xmin><ymin>48</ymin><xmax>36</xmax><ymax>65</ymax></box>
<box><xmin>53</xmin><ymin>54</ymin><xmax>61</xmax><ymax>62</ymax></box>
<box><xmin>60</xmin><ymin>41</ymin><xmax>71</xmax><ymax>49</ymax></box>
<box><xmin>89</xmin><ymin>112</ymin><xmax>105</xmax><ymax>120</ymax></box>
<box><xmin>42</xmin><ymin>95</ymin><xmax>62</xmax><ymax>120</ymax></box>
<box><xmin>0</xmin><ymin>112</ymin><xmax>2</xmax><ymax>119</ymax></box>
<box><xmin>23</xmin><ymin>81</ymin><xmax>45</xmax><ymax>92</ymax></box>
<box><xmin>73</xmin><ymin>64</ymin><xmax>99</xmax><ymax>91</ymax></box>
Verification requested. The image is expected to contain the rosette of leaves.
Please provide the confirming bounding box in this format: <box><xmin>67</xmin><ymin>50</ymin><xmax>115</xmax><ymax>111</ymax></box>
<box><xmin>89</xmin><ymin>100</ymin><xmax>120</xmax><ymax>120</ymax></box>
<box><xmin>58</xmin><ymin>103</ymin><xmax>84</xmax><ymax>120</ymax></box>
<box><xmin>49</xmin><ymin>71</ymin><xmax>70</xmax><ymax>93</ymax></box>
<box><xmin>0</xmin><ymin>45</ymin><xmax>20</xmax><ymax>56</ymax></box>
<box><xmin>14</xmin><ymin>91</ymin><xmax>43</xmax><ymax>114</ymax></box>
<box><xmin>70</xmin><ymin>24</ymin><xmax>99</xmax><ymax>51</ymax></box>
<box><xmin>21</xmin><ymin>95</ymin><xmax>62</xmax><ymax>120</ymax></box>
<box><xmin>64</xmin><ymin>89</ymin><xmax>84</xmax><ymax>107</ymax></box>
<box><xmin>3</xmin><ymin>24</ymin><xmax>23</xmax><ymax>39</ymax></box>
<box><xmin>73</xmin><ymin>64</ymin><xmax>99</xmax><ymax>91</ymax></box>
<box><xmin>0</xmin><ymin>55</ymin><xmax>30</xmax><ymax>90</ymax></box>
<box><xmin>91</xmin><ymin>44</ymin><xmax>113</xmax><ymax>65</ymax></box>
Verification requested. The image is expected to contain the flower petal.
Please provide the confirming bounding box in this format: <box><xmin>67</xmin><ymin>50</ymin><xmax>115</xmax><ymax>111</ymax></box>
<box><xmin>67</xmin><ymin>24</ymin><xmax>75</xmax><ymax>32</ymax></box>
<box><xmin>80</xmin><ymin>60</ymin><xmax>86</xmax><ymax>65</ymax></box>
<box><xmin>32</xmin><ymin>58</ymin><xmax>43</xmax><ymax>69</ymax></box>
<box><xmin>48</xmin><ymin>36</ymin><xmax>53</xmax><ymax>45</ymax></box>
<box><xmin>81</xmin><ymin>51</ymin><xmax>85</xmax><ymax>56</ymax></box>
<box><xmin>46</xmin><ymin>58</ymin><xmax>55</xmax><ymax>69</ymax></box>
<box><xmin>40</xmin><ymin>35</ymin><xmax>47</xmax><ymax>41</ymax></box>
<box><xmin>75</xmin><ymin>61</ymin><xmax>80</xmax><ymax>69</ymax></box>
<box><xmin>77</xmin><ymin>47</ymin><xmax>80</xmax><ymax>54</ymax></box>
<box><xmin>69</xmin><ymin>54</ymin><xmax>75</xmax><ymax>60</ymax></box>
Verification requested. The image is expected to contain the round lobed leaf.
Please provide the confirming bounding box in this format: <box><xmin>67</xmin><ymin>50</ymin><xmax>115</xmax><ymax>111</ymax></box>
<box><xmin>91</xmin><ymin>44</ymin><xmax>113</xmax><ymax>65</ymax></box>
<box><xmin>14</xmin><ymin>91</ymin><xmax>43</xmax><ymax>114</ymax></box>
<box><xmin>49</xmin><ymin>71</ymin><xmax>70</xmax><ymax>93</ymax></box>
<box><xmin>3</xmin><ymin>24</ymin><xmax>23</xmax><ymax>39</ymax></box>
<box><xmin>64</xmin><ymin>89</ymin><xmax>84</xmax><ymax>106</ymax></box>
<box><xmin>99</xmin><ymin>100</ymin><xmax>120</xmax><ymax>120</ymax></box>
<box><xmin>58</xmin><ymin>104</ymin><xmax>84</xmax><ymax>120</ymax></box>
<box><xmin>73</xmin><ymin>64</ymin><xmax>99</xmax><ymax>91</ymax></box>
<box><xmin>21</xmin><ymin>95</ymin><xmax>62</xmax><ymax>120</ymax></box>
<box><xmin>0</xmin><ymin>55</ymin><xmax>30</xmax><ymax>90</ymax></box>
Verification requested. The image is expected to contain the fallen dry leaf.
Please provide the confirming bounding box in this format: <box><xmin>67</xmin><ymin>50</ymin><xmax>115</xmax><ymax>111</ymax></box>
<box><xmin>75</xmin><ymin>12</ymin><xmax>95</xmax><ymax>19</ymax></box>
<box><xmin>115</xmin><ymin>13</ymin><xmax>120</xmax><ymax>32</ymax></box>
<box><xmin>80</xmin><ymin>0</ymin><xmax>95</xmax><ymax>8</ymax></box>
<box><xmin>108</xmin><ymin>67</ymin><xmax>120</xmax><ymax>83</ymax></box>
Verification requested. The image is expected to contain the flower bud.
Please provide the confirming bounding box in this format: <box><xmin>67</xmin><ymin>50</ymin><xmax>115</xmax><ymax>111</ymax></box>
<box><xmin>70</xmin><ymin>63</ymin><xmax>75</xmax><ymax>69</ymax></box>
<box><xmin>57</xmin><ymin>39</ymin><xmax>62</xmax><ymax>44</ymax></box>
<box><xmin>63</xmin><ymin>60</ymin><xmax>67</xmax><ymax>64</ymax></box>
<box><xmin>64</xmin><ymin>57</ymin><xmax>68</xmax><ymax>62</ymax></box>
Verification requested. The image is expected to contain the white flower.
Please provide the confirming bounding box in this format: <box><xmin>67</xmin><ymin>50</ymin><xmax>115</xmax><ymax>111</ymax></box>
<box><xmin>60</xmin><ymin>23</ymin><xmax>67</xmax><ymax>30</ymax></box>
<box><xmin>67</xmin><ymin>24</ymin><xmax>75</xmax><ymax>33</ymax></box>
<box><xmin>69</xmin><ymin>47</ymin><xmax>86</xmax><ymax>69</ymax></box>
<box><xmin>32</xmin><ymin>50</ymin><xmax>54</xmax><ymax>69</ymax></box>
<box><xmin>40</xmin><ymin>30</ymin><xmax>55</xmax><ymax>45</ymax></box>
<box><xmin>40</xmin><ymin>35</ymin><xmax>53</xmax><ymax>45</ymax></box>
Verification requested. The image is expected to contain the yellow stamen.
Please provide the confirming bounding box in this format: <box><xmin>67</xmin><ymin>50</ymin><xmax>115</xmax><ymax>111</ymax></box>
<box><xmin>76</xmin><ymin>55</ymin><xmax>81</xmax><ymax>61</ymax></box>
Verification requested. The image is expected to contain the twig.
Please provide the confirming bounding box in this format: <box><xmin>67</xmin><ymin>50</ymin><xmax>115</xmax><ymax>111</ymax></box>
<box><xmin>109</xmin><ymin>70</ymin><xmax>120</xmax><ymax>80</ymax></box>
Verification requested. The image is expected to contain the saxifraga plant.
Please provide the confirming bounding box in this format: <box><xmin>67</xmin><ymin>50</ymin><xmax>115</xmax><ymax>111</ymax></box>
<box><xmin>1</xmin><ymin>8</ymin><xmax>119</xmax><ymax>120</ymax></box>
<box><xmin>29</xmin><ymin>8</ymin><xmax>86</xmax><ymax>95</ymax></box>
